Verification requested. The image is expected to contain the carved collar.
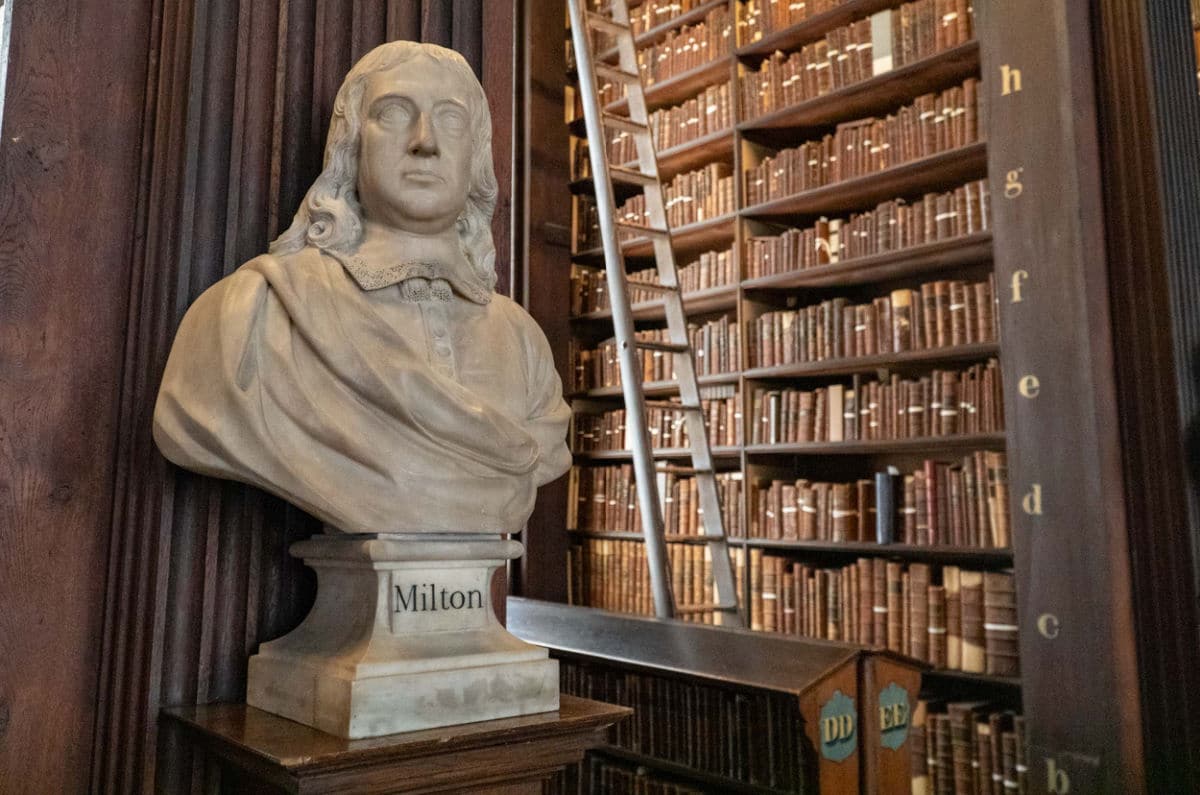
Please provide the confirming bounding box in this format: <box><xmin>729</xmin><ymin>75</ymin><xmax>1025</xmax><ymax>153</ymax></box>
<box><xmin>326</xmin><ymin>233</ymin><xmax>493</xmax><ymax>305</ymax></box>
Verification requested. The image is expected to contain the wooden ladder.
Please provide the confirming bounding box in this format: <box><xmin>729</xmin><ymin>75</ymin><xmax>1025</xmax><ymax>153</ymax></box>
<box><xmin>566</xmin><ymin>0</ymin><xmax>742</xmax><ymax>627</ymax></box>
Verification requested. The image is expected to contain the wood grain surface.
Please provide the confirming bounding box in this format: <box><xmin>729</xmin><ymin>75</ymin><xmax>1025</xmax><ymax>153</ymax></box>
<box><xmin>0</xmin><ymin>1</ymin><xmax>152</xmax><ymax>792</ymax></box>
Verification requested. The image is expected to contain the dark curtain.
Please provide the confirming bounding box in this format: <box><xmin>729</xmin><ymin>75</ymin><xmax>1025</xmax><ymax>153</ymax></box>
<box><xmin>85</xmin><ymin>2</ymin><xmax>504</xmax><ymax>791</ymax></box>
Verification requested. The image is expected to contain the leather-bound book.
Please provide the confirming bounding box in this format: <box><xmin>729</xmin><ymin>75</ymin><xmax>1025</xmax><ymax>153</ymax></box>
<box><xmin>928</xmin><ymin>584</ymin><xmax>948</xmax><ymax>668</ymax></box>
<box><xmin>914</xmin><ymin>469</ymin><xmax>930</xmax><ymax>545</ymax></box>
<box><xmin>959</xmin><ymin>569</ymin><xmax>986</xmax><ymax>673</ymax></box>
<box><xmin>749</xmin><ymin>547</ymin><xmax>764</xmax><ymax>631</ymax></box>
<box><xmin>976</xmin><ymin>717</ymin><xmax>994</xmax><ymax>795</ymax></box>
<box><xmin>909</xmin><ymin>563</ymin><xmax>932</xmax><ymax>662</ymax></box>
<box><xmin>984</xmin><ymin>571</ymin><xmax>1020</xmax><ymax>676</ymax></box>
<box><xmin>782</xmin><ymin>565</ymin><xmax>796</xmax><ymax>635</ymax></box>
<box><xmin>827</xmin><ymin>568</ymin><xmax>842</xmax><ymax>640</ymax></box>
<box><xmin>904</xmin><ymin>474</ymin><xmax>918</xmax><ymax>542</ymax></box>
<box><xmin>827</xmin><ymin>384</ymin><xmax>845</xmax><ymax>442</ymax></box>
<box><xmin>1001</xmin><ymin>731</ymin><xmax>1018</xmax><ymax>795</ymax></box>
<box><xmin>1014</xmin><ymin>715</ymin><xmax>1028</xmax><ymax>794</ymax></box>
<box><xmin>924</xmin><ymin>460</ymin><xmax>940</xmax><ymax>543</ymax></box>
<box><xmin>875</xmin><ymin>469</ymin><xmax>899</xmax><ymax>544</ymax></box>
<box><xmin>963</xmin><ymin>278</ymin><xmax>979</xmax><ymax>345</ymax></box>
<box><xmin>887</xmin><ymin>561</ymin><xmax>905</xmax><ymax>652</ymax></box>
<box><xmin>948</xmin><ymin>465</ymin><xmax>965</xmax><ymax>546</ymax></box>
<box><xmin>876</xmin><ymin>295</ymin><xmax>893</xmax><ymax>355</ymax></box>
<box><xmin>902</xmin><ymin>570</ymin><xmax>912</xmax><ymax>654</ymax></box>
<box><xmin>857</xmin><ymin>478</ymin><xmax>874</xmax><ymax>542</ymax></box>
<box><xmin>931</xmin><ymin>279</ymin><xmax>950</xmax><ymax>345</ymax></box>
<box><xmin>975</xmin><ymin>281</ymin><xmax>993</xmax><ymax>345</ymax></box>
<box><xmin>985</xmin><ymin>451</ymin><xmax>1011</xmax><ymax>548</ymax></box>
<box><xmin>892</xmin><ymin>288</ymin><xmax>915</xmax><ymax>351</ymax></box>
<box><xmin>944</xmin><ymin>565</ymin><xmax>963</xmax><ymax>670</ymax></box>
<box><xmin>949</xmin><ymin>702</ymin><xmax>989</xmax><ymax>795</ymax></box>
<box><xmin>911</xmin><ymin>699</ymin><xmax>931</xmax><ymax>795</ymax></box>
<box><xmin>922</xmin><ymin>282</ymin><xmax>939</xmax><ymax>351</ymax></box>
<box><xmin>955</xmin><ymin>0</ymin><xmax>972</xmax><ymax>45</ymax></box>
<box><xmin>873</xmin><ymin>557</ymin><xmax>889</xmax><ymax>646</ymax></box>
<box><xmin>762</xmin><ymin>552</ymin><xmax>778</xmax><ymax>633</ymax></box>
<box><xmin>950</xmin><ymin>280</ymin><xmax>968</xmax><ymax>346</ymax></box>
<box><xmin>934</xmin><ymin>713</ymin><xmax>954</xmax><ymax>795</ymax></box>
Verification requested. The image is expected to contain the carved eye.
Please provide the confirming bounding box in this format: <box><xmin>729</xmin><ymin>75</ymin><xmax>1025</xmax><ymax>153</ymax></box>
<box><xmin>437</xmin><ymin>108</ymin><xmax>467</xmax><ymax>137</ymax></box>
<box><xmin>378</xmin><ymin>101</ymin><xmax>413</xmax><ymax>126</ymax></box>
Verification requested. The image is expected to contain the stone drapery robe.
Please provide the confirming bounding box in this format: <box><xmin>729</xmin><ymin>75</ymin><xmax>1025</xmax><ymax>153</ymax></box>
<box><xmin>153</xmin><ymin>246</ymin><xmax>571</xmax><ymax>534</ymax></box>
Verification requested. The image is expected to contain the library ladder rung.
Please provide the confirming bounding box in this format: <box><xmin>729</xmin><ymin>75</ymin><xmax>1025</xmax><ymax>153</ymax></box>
<box><xmin>635</xmin><ymin>339</ymin><xmax>689</xmax><ymax>355</ymax></box>
<box><xmin>614</xmin><ymin>221</ymin><xmax>668</xmax><ymax>238</ymax></box>
<box><xmin>642</xmin><ymin>399</ymin><xmax>701</xmax><ymax>411</ymax></box>
<box><xmin>583</xmin><ymin>10</ymin><xmax>628</xmax><ymax>36</ymax></box>
<box><xmin>600</xmin><ymin>112</ymin><xmax>648</xmax><ymax>135</ymax></box>
<box><xmin>594</xmin><ymin>62</ymin><xmax>640</xmax><ymax>85</ymax></box>
<box><xmin>609</xmin><ymin>164</ymin><xmax>657</xmax><ymax>187</ymax></box>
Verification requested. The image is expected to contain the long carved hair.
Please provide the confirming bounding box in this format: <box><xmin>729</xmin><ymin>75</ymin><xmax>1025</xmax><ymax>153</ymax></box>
<box><xmin>270</xmin><ymin>41</ymin><xmax>498</xmax><ymax>290</ymax></box>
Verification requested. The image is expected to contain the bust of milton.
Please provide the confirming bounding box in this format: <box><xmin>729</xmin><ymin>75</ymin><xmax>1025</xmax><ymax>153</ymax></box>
<box><xmin>153</xmin><ymin>41</ymin><xmax>571</xmax><ymax>535</ymax></box>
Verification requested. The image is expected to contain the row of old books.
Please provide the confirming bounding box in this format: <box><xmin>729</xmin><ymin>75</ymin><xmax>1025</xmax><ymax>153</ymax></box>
<box><xmin>738</xmin><ymin>0</ymin><xmax>852</xmax><ymax>44</ymax></box>
<box><xmin>571</xmin><ymin>391</ymin><xmax>742</xmax><ymax>451</ymax></box>
<box><xmin>568</xmin><ymin>316</ymin><xmax>742</xmax><ymax>391</ymax></box>
<box><xmin>568</xmin><ymin>538</ymin><xmax>743</xmax><ymax>624</ymax></box>
<box><xmin>745</xmin><ymin>180</ymin><xmax>992</xmax><ymax>277</ymax></box>
<box><xmin>747</xmin><ymin>276</ymin><xmax>997</xmax><ymax>369</ymax></box>
<box><xmin>572</xmin><ymin>388</ymin><xmax>742</xmax><ymax>451</ymax></box>
<box><xmin>912</xmin><ymin>701</ymin><xmax>1028</xmax><ymax>795</ymax></box>
<box><xmin>567</xmin><ymin>464</ymin><xmax>746</xmax><ymax>538</ymax></box>
<box><xmin>749</xmin><ymin>451</ymin><xmax>1011</xmax><ymax>549</ymax></box>
<box><xmin>568</xmin><ymin>248</ymin><xmax>736</xmax><ymax>315</ymax></box>
<box><xmin>744</xmin><ymin>79</ymin><xmax>981</xmax><ymax>206</ymax></box>
<box><xmin>559</xmin><ymin>658</ymin><xmax>804</xmax><ymax>790</ymax></box>
<box><xmin>606</xmin><ymin>81</ymin><xmax>734</xmax><ymax>163</ymax></box>
<box><xmin>615</xmin><ymin>163</ymin><xmax>735</xmax><ymax>230</ymax></box>
<box><xmin>740</xmin><ymin>0</ymin><xmax>975</xmax><ymax>121</ymax></box>
<box><xmin>748</xmin><ymin>552</ymin><xmax>1020</xmax><ymax>676</ymax></box>
<box><xmin>626</xmin><ymin>0</ymin><xmax>714</xmax><ymax>40</ymax></box>
<box><xmin>636</xmin><ymin>5</ymin><xmax>733</xmax><ymax>88</ymax></box>
<box><xmin>748</xmin><ymin>360</ymin><xmax>1005</xmax><ymax>445</ymax></box>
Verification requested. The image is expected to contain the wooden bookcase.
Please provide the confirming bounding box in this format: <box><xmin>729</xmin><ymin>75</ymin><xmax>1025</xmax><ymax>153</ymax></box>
<box><xmin>554</xmin><ymin>0</ymin><xmax>1015</xmax><ymax>700</ymax></box>
<box><xmin>516</xmin><ymin>0</ymin><xmax>1200</xmax><ymax>791</ymax></box>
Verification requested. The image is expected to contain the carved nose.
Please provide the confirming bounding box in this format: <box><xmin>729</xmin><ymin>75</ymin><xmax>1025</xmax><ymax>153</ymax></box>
<box><xmin>410</xmin><ymin>111</ymin><xmax>437</xmax><ymax>156</ymax></box>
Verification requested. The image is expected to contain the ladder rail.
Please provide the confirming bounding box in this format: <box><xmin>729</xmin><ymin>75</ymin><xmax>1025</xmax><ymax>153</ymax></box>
<box><xmin>567</xmin><ymin>0</ymin><xmax>743</xmax><ymax>627</ymax></box>
<box><xmin>567</xmin><ymin>0</ymin><xmax>676</xmax><ymax>619</ymax></box>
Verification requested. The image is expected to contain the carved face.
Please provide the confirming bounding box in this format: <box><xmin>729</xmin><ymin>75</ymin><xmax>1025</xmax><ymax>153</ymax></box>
<box><xmin>357</xmin><ymin>55</ymin><xmax>475</xmax><ymax>235</ymax></box>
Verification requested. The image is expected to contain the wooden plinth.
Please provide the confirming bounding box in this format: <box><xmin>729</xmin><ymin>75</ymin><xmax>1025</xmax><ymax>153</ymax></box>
<box><xmin>160</xmin><ymin>694</ymin><xmax>630</xmax><ymax>794</ymax></box>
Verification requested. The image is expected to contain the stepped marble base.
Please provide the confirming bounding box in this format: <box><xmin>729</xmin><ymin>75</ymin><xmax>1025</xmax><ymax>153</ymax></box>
<box><xmin>246</xmin><ymin>534</ymin><xmax>558</xmax><ymax>739</ymax></box>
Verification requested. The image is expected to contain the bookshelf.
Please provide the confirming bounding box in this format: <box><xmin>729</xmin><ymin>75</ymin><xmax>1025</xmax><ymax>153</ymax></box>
<box><xmin>560</xmin><ymin>0</ymin><xmax>1011</xmax><ymax>679</ymax></box>
<box><xmin>547</xmin><ymin>0</ymin><xmax>1031</xmax><ymax>791</ymax></box>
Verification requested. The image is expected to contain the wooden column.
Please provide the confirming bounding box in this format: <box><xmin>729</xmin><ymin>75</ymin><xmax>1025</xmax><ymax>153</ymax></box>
<box><xmin>0</xmin><ymin>1</ymin><xmax>153</xmax><ymax>791</ymax></box>
<box><xmin>973</xmin><ymin>0</ymin><xmax>1200</xmax><ymax>790</ymax></box>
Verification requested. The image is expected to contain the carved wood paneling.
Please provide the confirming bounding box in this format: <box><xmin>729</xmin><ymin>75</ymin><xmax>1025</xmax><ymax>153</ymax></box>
<box><xmin>0</xmin><ymin>2</ymin><xmax>153</xmax><ymax>792</ymax></box>
<box><xmin>84</xmin><ymin>2</ymin><xmax>509</xmax><ymax>792</ymax></box>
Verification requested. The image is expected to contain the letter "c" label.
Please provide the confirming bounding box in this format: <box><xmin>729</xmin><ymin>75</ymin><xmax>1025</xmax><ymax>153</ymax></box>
<box><xmin>1037</xmin><ymin>613</ymin><xmax>1061</xmax><ymax>639</ymax></box>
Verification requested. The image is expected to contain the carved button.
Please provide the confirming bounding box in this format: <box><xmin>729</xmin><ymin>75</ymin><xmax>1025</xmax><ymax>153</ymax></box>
<box><xmin>434</xmin><ymin>342</ymin><xmax>452</xmax><ymax>358</ymax></box>
<box><xmin>430</xmin><ymin>323</ymin><xmax>447</xmax><ymax>339</ymax></box>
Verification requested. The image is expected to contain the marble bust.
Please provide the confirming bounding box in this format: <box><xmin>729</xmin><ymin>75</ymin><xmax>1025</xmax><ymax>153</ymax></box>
<box><xmin>153</xmin><ymin>41</ymin><xmax>571</xmax><ymax>535</ymax></box>
<box><xmin>153</xmin><ymin>42</ymin><xmax>569</xmax><ymax>738</ymax></box>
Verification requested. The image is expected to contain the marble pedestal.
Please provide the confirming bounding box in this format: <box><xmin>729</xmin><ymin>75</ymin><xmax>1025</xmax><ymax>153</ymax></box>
<box><xmin>246</xmin><ymin>534</ymin><xmax>558</xmax><ymax>739</ymax></box>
